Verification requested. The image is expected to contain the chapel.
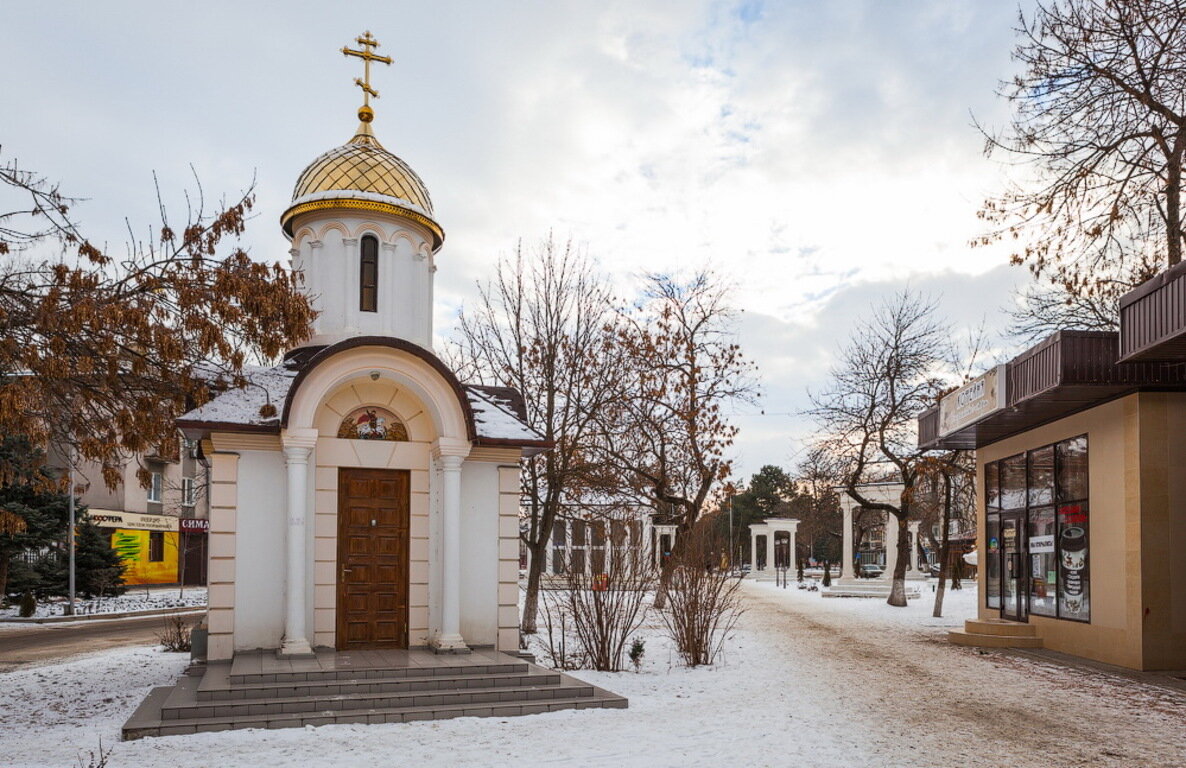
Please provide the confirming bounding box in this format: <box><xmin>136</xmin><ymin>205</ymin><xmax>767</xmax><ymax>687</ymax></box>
<box><xmin>174</xmin><ymin>32</ymin><xmax>549</xmax><ymax>662</ymax></box>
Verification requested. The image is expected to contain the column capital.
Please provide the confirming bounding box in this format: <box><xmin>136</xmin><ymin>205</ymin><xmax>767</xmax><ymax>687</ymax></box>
<box><xmin>288</xmin><ymin>248</ymin><xmax>300</xmax><ymax>259</ymax></box>
<box><xmin>432</xmin><ymin>438</ymin><xmax>470</xmax><ymax>461</ymax></box>
<box><xmin>282</xmin><ymin>428</ymin><xmax>318</xmax><ymax>459</ymax></box>
<box><xmin>341</xmin><ymin>237</ymin><xmax>358</xmax><ymax>246</ymax></box>
<box><xmin>309</xmin><ymin>239</ymin><xmax>324</xmax><ymax>249</ymax></box>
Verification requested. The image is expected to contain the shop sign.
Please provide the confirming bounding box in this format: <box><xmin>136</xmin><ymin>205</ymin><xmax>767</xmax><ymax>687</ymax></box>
<box><xmin>938</xmin><ymin>365</ymin><xmax>1007</xmax><ymax>436</ymax></box>
<box><xmin>179</xmin><ymin>518</ymin><xmax>210</xmax><ymax>533</ymax></box>
<box><xmin>87</xmin><ymin>509</ymin><xmax>177</xmax><ymax>532</ymax></box>
<box><xmin>1029</xmin><ymin>534</ymin><xmax>1055</xmax><ymax>554</ymax></box>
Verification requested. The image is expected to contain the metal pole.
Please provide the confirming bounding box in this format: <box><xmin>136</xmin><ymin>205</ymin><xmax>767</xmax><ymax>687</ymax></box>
<box><xmin>67</xmin><ymin>457</ymin><xmax>76</xmax><ymax>616</ymax></box>
<box><xmin>728</xmin><ymin>495</ymin><xmax>733</xmax><ymax>572</ymax></box>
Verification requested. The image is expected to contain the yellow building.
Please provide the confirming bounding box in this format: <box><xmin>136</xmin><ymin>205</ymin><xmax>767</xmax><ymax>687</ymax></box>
<box><xmin>89</xmin><ymin>509</ymin><xmax>180</xmax><ymax>585</ymax></box>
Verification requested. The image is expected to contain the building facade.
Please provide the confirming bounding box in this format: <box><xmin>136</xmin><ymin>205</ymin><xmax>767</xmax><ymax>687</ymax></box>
<box><xmin>921</xmin><ymin>325</ymin><xmax>1186</xmax><ymax>670</ymax></box>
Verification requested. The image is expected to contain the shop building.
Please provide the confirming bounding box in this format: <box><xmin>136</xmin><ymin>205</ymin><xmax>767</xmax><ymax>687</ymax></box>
<box><xmin>920</xmin><ymin>312</ymin><xmax>1186</xmax><ymax>670</ymax></box>
<box><xmin>53</xmin><ymin>442</ymin><xmax>209</xmax><ymax>586</ymax></box>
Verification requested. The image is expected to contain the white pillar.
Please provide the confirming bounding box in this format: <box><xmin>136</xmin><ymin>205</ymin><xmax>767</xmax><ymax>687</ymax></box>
<box><xmin>841</xmin><ymin>498</ymin><xmax>855</xmax><ymax>581</ymax></box>
<box><xmin>750</xmin><ymin>531</ymin><xmax>759</xmax><ymax>571</ymax></box>
<box><xmin>907</xmin><ymin>520</ymin><xmax>923</xmax><ymax>580</ymax></box>
<box><xmin>766</xmin><ymin>530</ymin><xmax>776</xmax><ymax>573</ymax></box>
<box><xmin>342</xmin><ymin>237</ymin><xmax>358</xmax><ymax>334</ymax></box>
<box><xmin>280</xmin><ymin>429</ymin><xmax>317</xmax><ymax>657</ymax></box>
<box><xmin>434</xmin><ymin>448</ymin><xmax>468</xmax><ymax>652</ymax></box>
<box><xmin>788</xmin><ymin>521</ymin><xmax>799</xmax><ymax>570</ymax></box>
<box><xmin>885</xmin><ymin>511</ymin><xmax>900</xmax><ymax>578</ymax></box>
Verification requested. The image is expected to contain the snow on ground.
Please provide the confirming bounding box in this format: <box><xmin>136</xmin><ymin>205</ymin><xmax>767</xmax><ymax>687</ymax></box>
<box><xmin>0</xmin><ymin>587</ymin><xmax>207</xmax><ymax>619</ymax></box>
<box><xmin>1</xmin><ymin>580</ymin><xmax>1183</xmax><ymax>768</ymax></box>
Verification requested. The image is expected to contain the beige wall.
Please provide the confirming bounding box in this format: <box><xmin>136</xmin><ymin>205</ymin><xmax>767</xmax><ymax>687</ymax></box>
<box><xmin>977</xmin><ymin>392</ymin><xmax>1186</xmax><ymax>670</ymax></box>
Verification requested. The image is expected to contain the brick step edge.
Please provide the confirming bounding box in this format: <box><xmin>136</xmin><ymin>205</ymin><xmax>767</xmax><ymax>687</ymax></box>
<box><xmin>199</xmin><ymin>670</ymin><xmax>563</xmax><ymax>701</ymax></box>
<box><xmin>228</xmin><ymin>661</ymin><xmax>528</xmax><ymax>685</ymax></box>
<box><xmin>947</xmin><ymin>630</ymin><xmax>1043</xmax><ymax>649</ymax></box>
<box><xmin>164</xmin><ymin>682</ymin><xmax>596</xmax><ymax>720</ymax></box>
<box><xmin>125</xmin><ymin>693</ymin><xmax>628</xmax><ymax>739</ymax></box>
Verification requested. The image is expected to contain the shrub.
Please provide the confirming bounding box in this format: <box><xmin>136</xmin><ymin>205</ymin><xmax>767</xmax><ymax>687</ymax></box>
<box><xmin>657</xmin><ymin>524</ymin><xmax>744</xmax><ymax>667</ymax></box>
<box><xmin>18</xmin><ymin>590</ymin><xmax>35</xmax><ymax>617</ymax></box>
<box><xmin>157</xmin><ymin>614</ymin><xmax>192</xmax><ymax>652</ymax></box>
<box><xmin>628</xmin><ymin>637</ymin><xmax>646</xmax><ymax>672</ymax></box>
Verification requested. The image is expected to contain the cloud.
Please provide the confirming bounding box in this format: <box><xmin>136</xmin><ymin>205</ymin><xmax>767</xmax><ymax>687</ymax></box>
<box><xmin>0</xmin><ymin>1</ymin><xmax>1035</xmax><ymax>478</ymax></box>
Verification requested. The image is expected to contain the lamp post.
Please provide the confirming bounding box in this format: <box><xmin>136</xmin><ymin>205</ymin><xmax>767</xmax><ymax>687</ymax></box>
<box><xmin>66</xmin><ymin>455</ymin><xmax>76</xmax><ymax>616</ymax></box>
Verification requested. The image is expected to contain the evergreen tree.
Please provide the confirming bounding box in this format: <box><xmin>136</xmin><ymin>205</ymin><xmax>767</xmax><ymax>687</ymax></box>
<box><xmin>36</xmin><ymin>517</ymin><xmax>125</xmax><ymax>599</ymax></box>
<box><xmin>0</xmin><ymin>435</ymin><xmax>70</xmax><ymax>598</ymax></box>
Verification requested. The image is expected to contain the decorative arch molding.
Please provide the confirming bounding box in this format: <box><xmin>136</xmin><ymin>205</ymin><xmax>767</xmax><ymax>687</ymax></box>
<box><xmin>283</xmin><ymin>337</ymin><xmax>474</xmax><ymax>443</ymax></box>
<box><xmin>314</xmin><ymin>220</ymin><xmax>352</xmax><ymax>240</ymax></box>
<box><xmin>291</xmin><ymin>226</ymin><xmax>318</xmax><ymax>247</ymax></box>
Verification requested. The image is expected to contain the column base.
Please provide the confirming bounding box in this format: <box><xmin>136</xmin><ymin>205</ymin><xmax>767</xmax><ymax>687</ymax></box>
<box><xmin>278</xmin><ymin>637</ymin><xmax>315</xmax><ymax>659</ymax></box>
<box><xmin>430</xmin><ymin>633</ymin><xmax>471</xmax><ymax>655</ymax></box>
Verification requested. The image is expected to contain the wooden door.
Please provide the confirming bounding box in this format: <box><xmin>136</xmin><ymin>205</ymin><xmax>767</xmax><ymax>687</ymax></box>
<box><xmin>337</xmin><ymin>468</ymin><xmax>410</xmax><ymax>649</ymax></box>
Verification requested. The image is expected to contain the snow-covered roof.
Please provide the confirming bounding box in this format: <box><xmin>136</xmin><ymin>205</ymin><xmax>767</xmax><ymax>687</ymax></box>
<box><xmin>177</xmin><ymin>351</ymin><xmax>546</xmax><ymax>450</ymax></box>
<box><xmin>179</xmin><ymin>363</ymin><xmax>297</xmax><ymax>428</ymax></box>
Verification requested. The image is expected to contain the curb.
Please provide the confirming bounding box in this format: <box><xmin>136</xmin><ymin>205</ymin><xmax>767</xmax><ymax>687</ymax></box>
<box><xmin>0</xmin><ymin>606</ymin><xmax>207</xmax><ymax>625</ymax></box>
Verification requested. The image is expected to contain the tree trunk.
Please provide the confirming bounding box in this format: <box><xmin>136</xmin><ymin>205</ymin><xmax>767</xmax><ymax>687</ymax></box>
<box><xmin>887</xmin><ymin>514</ymin><xmax>910</xmax><ymax>607</ymax></box>
<box><xmin>933</xmin><ymin>472</ymin><xmax>953</xmax><ymax>618</ymax></box>
<box><xmin>1168</xmin><ymin>153</ymin><xmax>1183</xmax><ymax>267</ymax></box>
<box><xmin>0</xmin><ymin>552</ymin><xmax>9</xmax><ymax>600</ymax></box>
<box><xmin>821</xmin><ymin>560</ymin><xmax>831</xmax><ymax>587</ymax></box>
<box><xmin>521</xmin><ymin>538</ymin><xmax>548</xmax><ymax>635</ymax></box>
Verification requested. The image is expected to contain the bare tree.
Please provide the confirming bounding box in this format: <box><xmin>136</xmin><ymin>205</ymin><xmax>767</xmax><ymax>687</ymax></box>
<box><xmin>453</xmin><ymin>236</ymin><xmax>621</xmax><ymax>635</ymax></box>
<box><xmin>976</xmin><ymin>0</ymin><xmax>1186</xmax><ymax>323</ymax></box>
<box><xmin>915</xmin><ymin>451</ymin><xmax>976</xmax><ymax>617</ymax></box>
<box><xmin>592</xmin><ymin>272</ymin><xmax>758</xmax><ymax>543</ymax></box>
<box><xmin>809</xmin><ymin>292</ymin><xmax>949</xmax><ymax>606</ymax></box>
<box><xmin>789</xmin><ymin>445</ymin><xmax>842</xmax><ymax>584</ymax></box>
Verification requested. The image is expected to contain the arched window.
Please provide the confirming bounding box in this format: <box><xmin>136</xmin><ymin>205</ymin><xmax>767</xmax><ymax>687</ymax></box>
<box><xmin>360</xmin><ymin>234</ymin><xmax>379</xmax><ymax>312</ymax></box>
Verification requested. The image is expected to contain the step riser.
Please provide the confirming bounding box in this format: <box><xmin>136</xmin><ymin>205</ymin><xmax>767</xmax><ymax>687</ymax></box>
<box><xmin>128</xmin><ymin>697</ymin><xmax>629</xmax><ymax>739</ymax></box>
<box><xmin>163</xmin><ymin>685</ymin><xmax>595</xmax><ymax>720</ymax></box>
<box><xmin>198</xmin><ymin>672</ymin><xmax>561</xmax><ymax>701</ymax></box>
<box><xmin>228</xmin><ymin>662</ymin><xmax>527</xmax><ymax>685</ymax></box>
<box><xmin>948</xmin><ymin>630</ymin><xmax>1043</xmax><ymax>648</ymax></box>
<box><xmin>965</xmin><ymin>620</ymin><xmax>1039</xmax><ymax>637</ymax></box>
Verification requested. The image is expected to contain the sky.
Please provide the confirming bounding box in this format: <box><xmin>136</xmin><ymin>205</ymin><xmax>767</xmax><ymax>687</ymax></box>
<box><xmin>1</xmin><ymin>1</ymin><xmax>1036</xmax><ymax>482</ymax></box>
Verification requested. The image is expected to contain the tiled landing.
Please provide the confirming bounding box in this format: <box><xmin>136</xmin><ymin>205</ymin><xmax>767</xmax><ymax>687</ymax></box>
<box><xmin>122</xmin><ymin>648</ymin><xmax>627</xmax><ymax>739</ymax></box>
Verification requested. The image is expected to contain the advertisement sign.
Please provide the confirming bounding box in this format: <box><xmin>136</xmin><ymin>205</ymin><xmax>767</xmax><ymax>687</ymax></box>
<box><xmin>938</xmin><ymin>365</ymin><xmax>1007</xmax><ymax>436</ymax></box>
<box><xmin>1029</xmin><ymin>534</ymin><xmax>1055</xmax><ymax>554</ymax></box>
<box><xmin>179</xmin><ymin>518</ymin><xmax>210</xmax><ymax>533</ymax></box>
<box><xmin>87</xmin><ymin>509</ymin><xmax>177</xmax><ymax>532</ymax></box>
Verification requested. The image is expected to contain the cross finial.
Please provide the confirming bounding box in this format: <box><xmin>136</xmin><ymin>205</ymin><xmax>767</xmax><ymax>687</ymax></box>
<box><xmin>342</xmin><ymin>30</ymin><xmax>392</xmax><ymax>123</ymax></box>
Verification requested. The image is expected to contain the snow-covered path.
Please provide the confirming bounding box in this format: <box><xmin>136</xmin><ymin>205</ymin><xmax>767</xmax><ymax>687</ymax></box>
<box><xmin>738</xmin><ymin>581</ymin><xmax>1185</xmax><ymax>768</ymax></box>
<box><xmin>1</xmin><ymin>581</ymin><xmax>1182</xmax><ymax>768</ymax></box>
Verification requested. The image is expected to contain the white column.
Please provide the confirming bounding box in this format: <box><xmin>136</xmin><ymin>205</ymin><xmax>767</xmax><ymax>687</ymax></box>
<box><xmin>750</xmin><ymin>531</ymin><xmax>759</xmax><ymax>571</ymax></box>
<box><xmin>841</xmin><ymin>498</ymin><xmax>855</xmax><ymax>581</ymax></box>
<box><xmin>885</xmin><ymin>512</ymin><xmax>900</xmax><ymax>578</ymax></box>
<box><xmin>433</xmin><ymin>446</ymin><xmax>468</xmax><ymax>652</ymax></box>
<box><xmin>280</xmin><ymin>429</ymin><xmax>317</xmax><ymax>657</ymax></box>
<box><xmin>907</xmin><ymin>520</ymin><xmax>923</xmax><ymax>580</ymax></box>
<box><xmin>766</xmin><ymin>530</ymin><xmax>776</xmax><ymax>573</ymax></box>
<box><xmin>788</xmin><ymin>521</ymin><xmax>799</xmax><ymax>569</ymax></box>
<box><xmin>342</xmin><ymin>237</ymin><xmax>358</xmax><ymax>334</ymax></box>
<box><xmin>381</xmin><ymin>241</ymin><xmax>398</xmax><ymax>336</ymax></box>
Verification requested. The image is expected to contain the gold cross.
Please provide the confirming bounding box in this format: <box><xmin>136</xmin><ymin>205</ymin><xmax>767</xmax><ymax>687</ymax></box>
<box><xmin>342</xmin><ymin>31</ymin><xmax>392</xmax><ymax>113</ymax></box>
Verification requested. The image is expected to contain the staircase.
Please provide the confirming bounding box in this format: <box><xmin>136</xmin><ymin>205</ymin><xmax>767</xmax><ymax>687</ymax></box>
<box><xmin>123</xmin><ymin>648</ymin><xmax>626</xmax><ymax>739</ymax></box>
<box><xmin>948</xmin><ymin>618</ymin><xmax>1043</xmax><ymax>649</ymax></box>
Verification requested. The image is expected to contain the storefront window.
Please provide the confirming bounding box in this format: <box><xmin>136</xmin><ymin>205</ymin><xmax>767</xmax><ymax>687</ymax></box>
<box><xmin>985</xmin><ymin>514</ymin><xmax>1001</xmax><ymax>609</ymax></box>
<box><xmin>1000</xmin><ymin>454</ymin><xmax>1026</xmax><ymax>510</ymax></box>
<box><xmin>1028</xmin><ymin>506</ymin><xmax>1057</xmax><ymax>616</ymax></box>
<box><xmin>984</xmin><ymin>435</ymin><xmax>1089</xmax><ymax>622</ymax></box>
<box><xmin>1058</xmin><ymin>502</ymin><xmax>1090</xmax><ymax>620</ymax></box>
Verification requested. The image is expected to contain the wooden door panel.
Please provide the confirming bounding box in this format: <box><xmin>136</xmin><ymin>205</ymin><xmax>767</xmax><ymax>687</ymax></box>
<box><xmin>337</xmin><ymin>468</ymin><xmax>410</xmax><ymax>650</ymax></box>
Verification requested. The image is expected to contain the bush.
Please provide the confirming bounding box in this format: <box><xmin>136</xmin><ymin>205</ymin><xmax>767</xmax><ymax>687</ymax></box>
<box><xmin>157</xmin><ymin>614</ymin><xmax>192</xmax><ymax>652</ymax></box>
<box><xmin>628</xmin><ymin>637</ymin><xmax>646</xmax><ymax>672</ymax></box>
<box><xmin>657</xmin><ymin>525</ymin><xmax>744</xmax><ymax>667</ymax></box>
<box><xmin>18</xmin><ymin>590</ymin><xmax>35</xmax><ymax>617</ymax></box>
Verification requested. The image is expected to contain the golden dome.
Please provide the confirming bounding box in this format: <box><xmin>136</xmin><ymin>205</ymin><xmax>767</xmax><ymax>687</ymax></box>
<box><xmin>281</xmin><ymin>121</ymin><xmax>443</xmax><ymax>249</ymax></box>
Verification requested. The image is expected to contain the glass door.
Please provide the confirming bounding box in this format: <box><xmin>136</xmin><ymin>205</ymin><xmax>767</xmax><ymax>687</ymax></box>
<box><xmin>1000</xmin><ymin>512</ymin><xmax>1027</xmax><ymax>622</ymax></box>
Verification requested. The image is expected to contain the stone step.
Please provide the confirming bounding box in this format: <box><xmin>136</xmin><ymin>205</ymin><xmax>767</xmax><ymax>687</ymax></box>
<box><xmin>161</xmin><ymin>674</ymin><xmax>591</xmax><ymax>721</ymax></box>
<box><xmin>197</xmin><ymin>663</ymin><xmax>561</xmax><ymax>702</ymax></box>
<box><xmin>947</xmin><ymin>629</ymin><xmax>1044</xmax><ymax>649</ymax></box>
<box><xmin>964</xmin><ymin>618</ymin><xmax>1039</xmax><ymax>637</ymax></box>
<box><xmin>228</xmin><ymin>659</ymin><xmax>528</xmax><ymax>685</ymax></box>
<box><xmin>124</xmin><ymin>677</ymin><xmax>627</xmax><ymax>739</ymax></box>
